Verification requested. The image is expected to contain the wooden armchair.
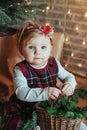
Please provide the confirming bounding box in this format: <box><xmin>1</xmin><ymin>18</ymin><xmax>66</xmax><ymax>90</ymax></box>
<box><xmin>0</xmin><ymin>32</ymin><xmax>65</xmax><ymax>99</ymax></box>
<box><xmin>51</xmin><ymin>32</ymin><xmax>65</xmax><ymax>61</ymax></box>
<box><xmin>51</xmin><ymin>32</ymin><xmax>65</xmax><ymax>88</ymax></box>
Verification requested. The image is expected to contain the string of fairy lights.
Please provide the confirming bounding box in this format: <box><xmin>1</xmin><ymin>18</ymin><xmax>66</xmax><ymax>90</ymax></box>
<box><xmin>64</xmin><ymin>4</ymin><xmax>87</xmax><ymax>70</ymax></box>
<box><xmin>46</xmin><ymin>1</ymin><xmax>87</xmax><ymax>73</ymax></box>
<box><xmin>31</xmin><ymin>0</ymin><xmax>87</xmax><ymax>76</ymax></box>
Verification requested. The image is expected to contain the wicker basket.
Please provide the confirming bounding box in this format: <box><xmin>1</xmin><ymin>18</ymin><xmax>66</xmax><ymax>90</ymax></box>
<box><xmin>36</xmin><ymin>104</ymin><xmax>81</xmax><ymax>130</ymax></box>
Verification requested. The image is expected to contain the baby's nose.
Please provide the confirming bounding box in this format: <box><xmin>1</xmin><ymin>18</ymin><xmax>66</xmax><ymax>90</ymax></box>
<box><xmin>35</xmin><ymin>48</ymin><xmax>41</xmax><ymax>54</ymax></box>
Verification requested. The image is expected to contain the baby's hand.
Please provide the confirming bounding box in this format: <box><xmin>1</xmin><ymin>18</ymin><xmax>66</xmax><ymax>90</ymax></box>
<box><xmin>48</xmin><ymin>87</ymin><xmax>61</xmax><ymax>100</ymax></box>
<box><xmin>62</xmin><ymin>83</ymin><xmax>74</xmax><ymax>96</ymax></box>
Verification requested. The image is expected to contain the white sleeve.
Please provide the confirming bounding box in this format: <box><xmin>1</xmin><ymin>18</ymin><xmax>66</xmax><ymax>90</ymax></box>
<box><xmin>13</xmin><ymin>66</ymin><xmax>48</xmax><ymax>102</ymax></box>
<box><xmin>55</xmin><ymin>59</ymin><xmax>77</xmax><ymax>91</ymax></box>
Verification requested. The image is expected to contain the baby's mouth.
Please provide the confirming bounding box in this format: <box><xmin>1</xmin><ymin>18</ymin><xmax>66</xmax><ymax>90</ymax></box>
<box><xmin>34</xmin><ymin>57</ymin><xmax>42</xmax><ymax>60</ymax></box>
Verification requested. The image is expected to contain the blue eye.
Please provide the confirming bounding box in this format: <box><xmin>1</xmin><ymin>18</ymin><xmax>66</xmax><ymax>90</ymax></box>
<box><xmin>41</xmin><ymin>46</ymin><xmax>46</xmax><ymax>49</ymax></box>
<box><xmin>28</xmin><ymin>46</ymin><xmax>34</xmax><ymax>49</ymax></box>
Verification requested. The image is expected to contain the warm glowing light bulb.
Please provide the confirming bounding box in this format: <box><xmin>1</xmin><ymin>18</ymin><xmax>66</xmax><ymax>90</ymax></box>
<box><xmin>46</xmin><ymin>6</ymin><xmax>50</xmax><ymax>11</ymax></box>
<box><xmin>42</xmin><ymin>10</ymin><xmax>45</xmax><ymax>12</ymax></box>
<box><xmin>31</xmin><ymin>10</ymin><xmax>34</xmax><ymax>12</ymax></box>
<box><xmin>84</xmin><ymin>12</ymin><xmax>87</xmax><ymax>17</ymax></box>
<box><xmin>67</xmin><ymin>9</ymin><xmax>71</xmax><ymax>14</ymax></box>
<box><xmin>78</xmin><ymin>63</ymin><xmax>82</xmax><ymax>67</ymax></box>
<box><xmin>25</xmin><ymin>10</ymin><xmax>28</xmax><ymax>13</ymax></box>
<box><xmin>18</xmin><ymin>3</ymin><xmax>20</xmax><ymax>5</ymax></box>
<box><xmin>71</xmin><ymin>53</ymin><xmax>74</xmax><ymax>57</ymax></box>
<box><xmin>82</xmin><ymin>39</ymin><xmax>86</xmax><ymax>45</ymax></box>
<box><xmin>65</xmin><ymin>64</ymin><xmax>68</xmax><ymax>67</ymax></box>
<box><xmin>65</xmin><ymin>37</ymin><xmax>69</xmax><ymax>42</ymax></box>
<box><xmin>10</xmin><ymin>4</ymin><xmax>13</xmax><ymax>7</ymax></box>
<box><xmin>75</xmin><ymin>25</ymin><xmax>79</xmax><ymax>31</ymax></box>
<box><xmin>45</xmin><ymin>23</ymin><xmax>50</xmax><ymax>26</ymax></box>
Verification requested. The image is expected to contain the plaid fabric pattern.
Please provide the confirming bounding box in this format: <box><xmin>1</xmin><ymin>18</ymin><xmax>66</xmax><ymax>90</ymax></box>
<box><xmin>17</xmin><ymin>57</ymin><xmax>58</xmax><ymax>88</ymax></box>
<box><xmin>3</xmin><ymin>103</ymin><xmax>23</xmax><ymax>130</ymax></box>
<box><xmin>4</xmin><ymin>116</ymin><xmax>23</xmax><ymax>130</ymax></box>
<box><xmin>4</xmin><ymin>57</ymin><xmax>58</xmax><ymax>130</ymax></box>
<box><xmin>4</xmin><ymin>98</ymin><xmax>35</xmax><ymax>130</ymax></box>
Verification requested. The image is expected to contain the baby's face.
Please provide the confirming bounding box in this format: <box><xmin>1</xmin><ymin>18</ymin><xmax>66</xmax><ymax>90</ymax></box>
<box><xmin>22</xmin><ymin>35</ymin><xmax>52</xmax><ymax>67</ymax></box>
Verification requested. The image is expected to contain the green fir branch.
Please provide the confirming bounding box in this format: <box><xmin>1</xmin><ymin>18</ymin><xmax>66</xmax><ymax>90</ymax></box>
<box><xmin>0</xmin><ymin>0</ymin><xmax>47</xmax><ymax>27</ymax></box>
<box><xmin>0</xmin><ymin>7</ymin><xmax>11</xmax><ymax>26</ymax></box>
<box><xmin>39</xmin><ymin>87</ymin><xmax>87</xmax><ymax>119</ymax></box>
<box><xmin>23</xmin><ymin>111</ymin><xmax>37</xmax><ymax>130</ymax></box>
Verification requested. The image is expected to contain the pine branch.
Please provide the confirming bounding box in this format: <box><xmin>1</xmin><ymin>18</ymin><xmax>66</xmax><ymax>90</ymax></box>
<box><xmin>0</xmin><ymin>7</ymin><xmax>11</xmax><ymax>26</ymax></box>
<box><xmin>0</xmin><ymin>1</ymin><xmax>47</xmax><ymax>27</ymax></box>
<box><xmin>38</xmin><ymin>87</ymin><xmax>87</xmax><ymax>119</ymax></box>
<box><xmin>74</xmin><ymin>87</ymin><xmax>87</xmax><ymax>99</ymax></box>
<box><xmin>23</xmin><ymin>111</ymin><xmax>37</xmax><ymax>130</ymax></box>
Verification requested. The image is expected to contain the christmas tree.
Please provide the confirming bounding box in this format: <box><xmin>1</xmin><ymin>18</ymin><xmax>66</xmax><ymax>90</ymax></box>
<box><xmin>0</xmin><ymin>0</ymin><xmax>47</xmax><ymax>28</ymax></box>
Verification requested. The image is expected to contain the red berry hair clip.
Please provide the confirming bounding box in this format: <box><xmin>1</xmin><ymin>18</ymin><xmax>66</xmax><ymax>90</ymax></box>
<box><xmin>40</xmin><ymin>24</ymin><xmax>54</xmax><ymax>38</ymax></box>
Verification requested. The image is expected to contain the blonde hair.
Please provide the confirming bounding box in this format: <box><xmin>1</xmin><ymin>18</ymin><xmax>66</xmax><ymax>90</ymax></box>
<box><xmin>18</xmin><ymin>20</ymin><xmax>53</xmax><ymax>54</ymax></box>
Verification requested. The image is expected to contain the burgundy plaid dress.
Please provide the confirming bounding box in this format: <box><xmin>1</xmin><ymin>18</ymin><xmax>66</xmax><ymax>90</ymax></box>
<box><xmin>4</xmin><ymin>57</ymin><xmax>58</xmax><ymax>130</ymax></box>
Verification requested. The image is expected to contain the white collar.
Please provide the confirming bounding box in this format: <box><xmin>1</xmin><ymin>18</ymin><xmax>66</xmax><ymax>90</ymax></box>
<box><xmin>30</xmin><ymin>61</ymin><xmax>47</xmax><ymax>69</ymax></box>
